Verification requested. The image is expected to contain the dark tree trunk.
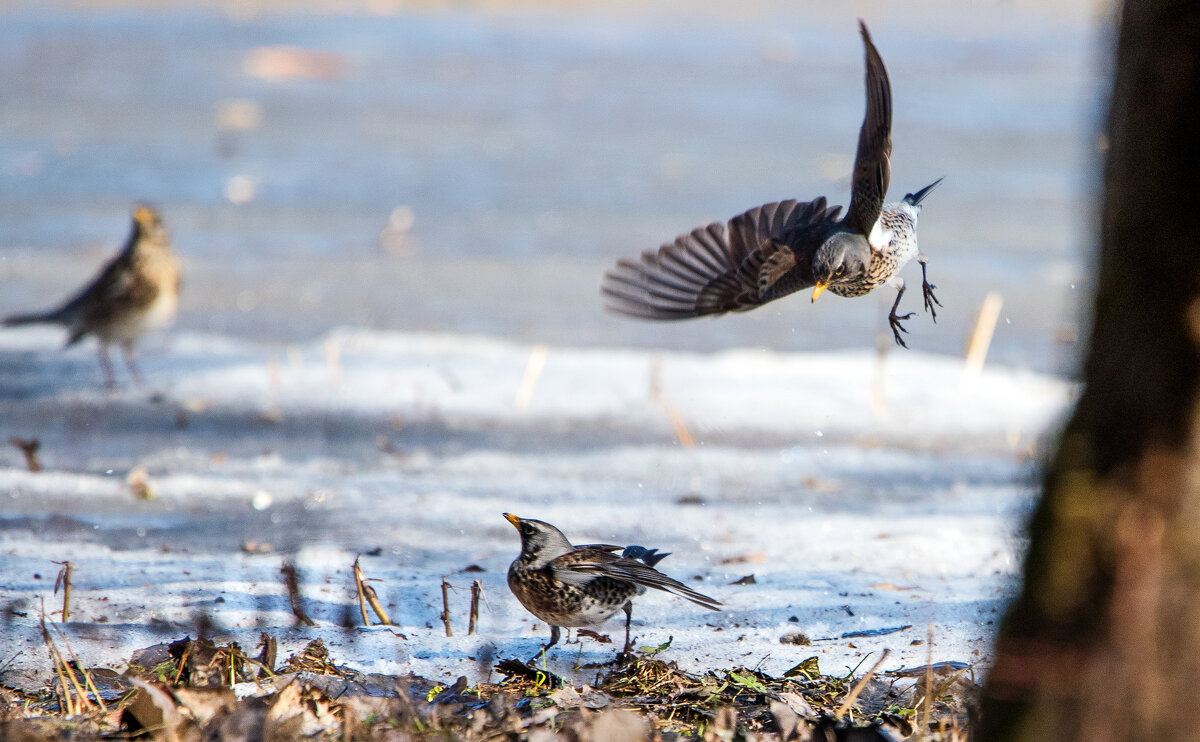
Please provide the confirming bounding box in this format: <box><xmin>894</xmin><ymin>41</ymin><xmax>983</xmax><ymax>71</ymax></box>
<box><xmin>979</xmin><ymin>1</ymin><xmax>1200</xmax><ymax>740</ymax></box>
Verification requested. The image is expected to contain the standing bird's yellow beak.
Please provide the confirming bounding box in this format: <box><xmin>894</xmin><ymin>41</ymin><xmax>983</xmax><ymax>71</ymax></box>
<box><xmin>503</xmin><ymin>512</ymin><xmax>521</xmax><ymax>528</ymax></box>
<box><xmin>811</xmin><ymin>282</ymin><xmax>829</xmax><ymax>302</ymax></box>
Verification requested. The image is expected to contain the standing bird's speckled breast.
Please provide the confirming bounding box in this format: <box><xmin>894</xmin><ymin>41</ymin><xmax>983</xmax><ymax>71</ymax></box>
<box><xmin>507</xmin><ymin>562</ymin><xmax>639</xmax><ymax>628</ymax></box>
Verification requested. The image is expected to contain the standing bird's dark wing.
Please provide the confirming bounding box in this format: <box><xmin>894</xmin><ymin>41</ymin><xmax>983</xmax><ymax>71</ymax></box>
<box><xmin>601</xmin><ymin>198</ymin><xmax>841</xmax><ymax>319</ymax></box>
<box><xmin>841</xmin><ymin>20</ymin><xmax>893</xmax><ymax>240</ymax></box>
<box><xmin>548</xmin><ymin>548</ymin><xmax>722</xmax><ymax>610</ymax></box>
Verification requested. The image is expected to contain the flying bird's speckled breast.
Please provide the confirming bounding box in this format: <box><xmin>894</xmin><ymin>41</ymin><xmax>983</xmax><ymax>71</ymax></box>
<box><xmin>829</xmin><ymin>205</ymin><xmax>919</xmax><ymax>298</ymax></box>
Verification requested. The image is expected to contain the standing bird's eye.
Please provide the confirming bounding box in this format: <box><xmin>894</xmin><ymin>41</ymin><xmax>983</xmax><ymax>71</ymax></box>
<box><xmin>834</xmin><ymin>266</ymin><xmax>845</xmax><ymax>277</ymax></box>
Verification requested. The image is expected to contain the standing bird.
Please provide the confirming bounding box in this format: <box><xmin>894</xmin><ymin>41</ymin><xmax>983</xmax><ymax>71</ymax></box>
<box><xmin>503</xmin><ymin>513</ymin><xmax>721</xmax><ymax>661</ymax></box>
<box><xmin>3</xmin><ymin>205</ymin><xmax>181</xmax><ymax>387</ymax></box>
<box><xmin>601</xmin><ymin>22</ymin><xmax>942</xmax><ymax>348</ymax></box>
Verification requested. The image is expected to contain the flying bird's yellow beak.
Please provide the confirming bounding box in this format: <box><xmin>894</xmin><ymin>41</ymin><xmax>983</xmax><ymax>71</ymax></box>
<box><xmin>811</xmin><ymin>282</ymin><xmax>829</xmax><ymax>303</ymax></box>
<box><xmin>503</xmin><ymin>512</ymin><xmax>521</xmax><ymax>528</ymax></box>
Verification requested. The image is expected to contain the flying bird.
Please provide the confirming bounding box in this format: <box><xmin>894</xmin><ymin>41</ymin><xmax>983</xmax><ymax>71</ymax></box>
<box><xmin>602</xmin><ymin>22</ymin><xmax>942</xmax><ymax>348</ymax></box>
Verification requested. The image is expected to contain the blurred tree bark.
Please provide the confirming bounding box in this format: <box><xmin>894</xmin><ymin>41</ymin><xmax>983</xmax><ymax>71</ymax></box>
<box><xmin>979</xmin><ymin>1</ymin><xmax>1200</xmax><ymax>740</ymax></box>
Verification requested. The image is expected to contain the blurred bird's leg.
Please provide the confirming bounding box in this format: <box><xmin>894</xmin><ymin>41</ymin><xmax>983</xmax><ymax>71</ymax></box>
<box><xmin>918</xmin><ymin>255</ymin><xmax>941</xmax><ymax>320</ymax></box>
<box><xmin>97</xmin><ymin>343</ymin><xmax>117</xmax><ymax>389</ymax></box>
<box><xmin>120</xmin><ymin>340</ymin><xmax>145</xmax><ymax>387</ymax></box>
<box><xmin>888</xmin><ymin>280</ymin><xmax>914</xmax><ymax>349</ymax></box>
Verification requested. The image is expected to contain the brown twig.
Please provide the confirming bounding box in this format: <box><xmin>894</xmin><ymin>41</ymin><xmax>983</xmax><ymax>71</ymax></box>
<box><xmin>353</xmin><ymin>556</ymin><xmax>394</xmax><ymax>626</ymax></box>
<box><xmin>255</xmin><ymin>633</ymin><xmax>277</xmax><ymax>679</ymax></box>
<box><xmin>440</xmin><ymin>578</ymin><xmax>452</xmax><ymax>637</ymax></box>
<box><xmin>53</xmin><ymin>561</ymin><xmax>73</xmax><ymax>623</ymax></box>
<box><xmin>352</xmin><ymin>557</ymin><xmax>371</xmax><ymax>626</ymax></box>
<box><xmin>468</xmin><ymin>580</ymin><xmax>483</xmax><ymax>636</ymax></box>
<box><xmin>923</xmin><ymin>623</ymin><xmax>934</xmax><ymax>739</ymax></box>
<box><xmin>363</xmin><ymin>582</ymin><xmax>393</xmax><ymax>626</ymax></box>
<box><xmin>9</xmin><ymin>436</ymin><xmax>41</xmax><ymax>472</ymax></box>
<box><xmin>834</xmin><ymin>648</ymin><xmax>890</xmax><ymax>720</ymax></box>
<box><xmin>280</xmin><ymin>561</ymin><xmax>316</xmax><ymax>627</ymax></box>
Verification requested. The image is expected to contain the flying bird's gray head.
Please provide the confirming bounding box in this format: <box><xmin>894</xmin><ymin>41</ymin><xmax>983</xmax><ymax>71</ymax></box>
<box><xmin>810</xmin><ymin>232</ymin><xmax>871</xmax><ymax>302</ymax></box>
<box><xmin>504</xmin><ymin>513</ymin><xmax>574</xmax><ymax>567</ymax></box>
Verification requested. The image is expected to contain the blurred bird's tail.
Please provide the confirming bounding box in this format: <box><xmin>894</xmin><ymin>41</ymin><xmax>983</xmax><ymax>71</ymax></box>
<box><xmin>3</xmin><ymin>308</ymin><xmax>67</xmax><ymax>328</ymax></box>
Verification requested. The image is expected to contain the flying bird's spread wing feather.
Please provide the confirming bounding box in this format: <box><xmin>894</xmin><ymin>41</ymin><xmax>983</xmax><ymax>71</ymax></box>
<box><xmin>602</xmin><ymin>198</ymin><xmax>840</xmax><ymax>319</ymax></box>
<box><xmin>842</xmin><ymin>20</ymin><xmax>893</xmax><ymax>239</ymax></box>
<box><xmin>549</xmin><ymin>548</ymin><xmax>721</xmax><ymax>611</ymax></box>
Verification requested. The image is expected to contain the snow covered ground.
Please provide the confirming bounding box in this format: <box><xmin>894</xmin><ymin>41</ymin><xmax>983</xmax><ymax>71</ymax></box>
<box><xmin>0</xmin><ymin>327</ymin><xmax>1070</xmax><ymax>689</ymax></box>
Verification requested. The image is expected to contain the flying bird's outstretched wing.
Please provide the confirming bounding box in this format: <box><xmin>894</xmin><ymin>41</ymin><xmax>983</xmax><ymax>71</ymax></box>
<box><xmin>842</xmin><ymin>20</ymin><xmax>893</xmax><ymax>241</ymax></box>
<box><xmin>601</xmin><ymin>198</ymin><xmax>841</xmax><ymax>318</ymax></box>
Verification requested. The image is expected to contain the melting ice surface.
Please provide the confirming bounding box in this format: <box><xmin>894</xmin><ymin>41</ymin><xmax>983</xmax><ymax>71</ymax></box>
<box><xmin>0</xmin><ymin>327</ymin><xmax>1069</xmax><ymax>686</ymax></box>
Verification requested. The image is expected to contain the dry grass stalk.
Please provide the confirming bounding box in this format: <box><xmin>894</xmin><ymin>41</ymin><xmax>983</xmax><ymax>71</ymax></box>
<box><xmin>126</xmin><ymin>466</ymin><xmax>153</xmax><ymax>500</ymax></box>
<box><xmin>39</xmin><ymin>598</ymin><xmax>96</xmax><ymax>715</ymax></box>
<box><xmin>923</xmin><ymin>623</ymin><xmax>934</xmax><ymax>739</ymax></box>
<box><xmin>9</xmin><ymin>436</ymin><xmax>41</xmax><ymax>472</ymax></box>
<box><xmin>964</xmin><ymin>291</ymin><xmax>1003</xmax><ymax>378</ymax></box>
<box><xmin>834</xmin><ymin>648</ymin><xmax>889</xmax><ymax>720</ymax></box>
<box><xmin>440</xmin><ymin>578</ymin><xmax>453</xmax><ymax>637</ymax></box>
<box><xmin>663</xmin><ymin>403</ymin><xmax>696</xmax><ymax>448</ymax></box>
<box><xmin>280</xmin><ymin>562</ymin><xmax>316</xmax><ymax>627</ymax></box>
<box><xmin>648</xmin><ymin>357</ymin><xmax>663</xmax><ymax>401</ymax></box>
<box><xmin>324</xmin><ymin>336</ymin><xmax>342</xmax><ymax>386</ymax></box>
<box><xmin>266</xmin><ymin>356</ymin><xmax>283</xmax><ymax>392</ymax></box>
<box><xmin>53</xmin><ymin>561</ymin><xmax>73</xmax><ymax>623</ymax></box>
<box><xmin>514</xmin><ymin>343</ymin><xmax>548</xmax><ymax>412</ymax></box>
<box><xmin>55</xmin><ymin>625</ymin><xmax>108</xmax><ymax>713</ymax></box>
<box><xmin>468</xmin><ymin>580</ymin><xmax>483</xmax><ymax>636</ymax></box>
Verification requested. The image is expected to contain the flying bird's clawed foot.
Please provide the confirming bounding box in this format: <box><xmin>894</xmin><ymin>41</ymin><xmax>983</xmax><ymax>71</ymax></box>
<box><xmin>920</xmin><ymin>261</ymin><xmax>941</xmax><ymax>321</ymax></box>
<box><xmin>889</xmin><ymin>310</ymin><xmax>914</xmax><ymax>348</ymax></box>
<box><xmin>888</xmin><ymin>283</ymin><xmax>913</xmax><ymax>349</ymax></box>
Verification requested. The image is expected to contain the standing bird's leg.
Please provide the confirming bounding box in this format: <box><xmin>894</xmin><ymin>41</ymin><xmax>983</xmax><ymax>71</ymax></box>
<box><xmin>888</xmin><ymin>280</ymin><xmax>914</xmax><ymax>348</ymax></box>
<box><xmin>918</xmin><ymin>255</ymin><xmax>941</xmax><ymax>321</ymax></box>
<box><xmin>121</xmin><ymin>340</ymin><xmax>146</xmax><ymax>387</ymax></box>
<box><xmin>527</xmin><ymin>624</ymin><xmax>562</xmax><ymax>665</ymax></box>
<box><xmin>97</xmin><ymin>343</ymin><xmax>116</xmax><ymax>389</ymax></box>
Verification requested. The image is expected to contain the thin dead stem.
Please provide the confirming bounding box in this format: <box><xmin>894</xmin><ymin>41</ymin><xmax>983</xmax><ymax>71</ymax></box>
<box><xmin>835</xmin><ymin>649</ymin><xmax>890</xmax><ymax>719</ymax></box>
<box><xmin>52</xmin><ymin>561</ymin><xmax>72</xmax><ymax>623</ymax></box>
<box><xmin>468</xmin><ymin>580</ymin><xmax>482</xmax><ymax>635</ymax></box>
<box><xmin>440</xmin><ymin>578</ymin><xmax>453</xmax><ymax>637</ymax></box>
